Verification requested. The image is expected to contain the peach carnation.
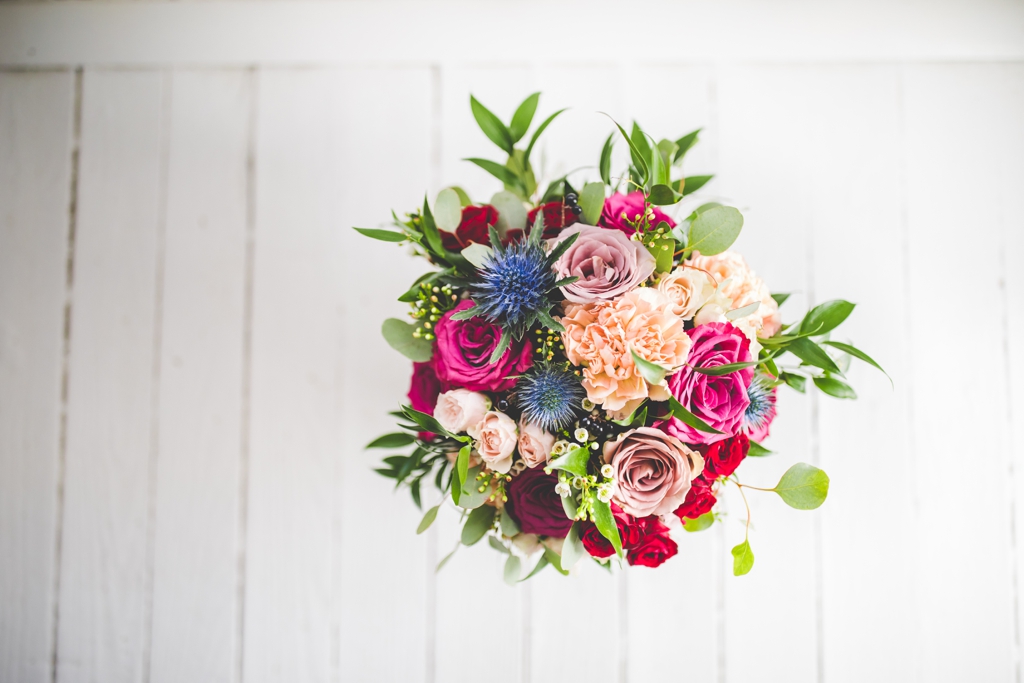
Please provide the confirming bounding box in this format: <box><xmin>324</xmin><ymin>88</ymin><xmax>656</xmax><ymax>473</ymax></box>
<box><xmin>560</xmin><ymin>288</ymin><xmax>691</xmax><ymax>417</ymax></box>
<box><xmin>688</xmin><ymin>250</ymin><xmax>781</xmax><ymax>337</ymax></box>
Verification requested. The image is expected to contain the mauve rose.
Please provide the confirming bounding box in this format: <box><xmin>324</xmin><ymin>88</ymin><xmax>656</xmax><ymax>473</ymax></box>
<box><xmin>627</xmin><ymin>530</ymin><xmax>678</xmax><ymax>568</ymax></box>
<box><xmin>604</xmin><ymin>427</ymin><xmax>704</xmax><ymax>517</ymax></box>
<box><xmin>552</xmin><ymin>225</ymin><xmax>656</xmax><ymax>304</ymax></box>
<box><xmin>673</xmin><ymin>476</ymin><xmax>716</xmax><ymax>521</ymax></box>
<box><xmin>434</xmin><ymin>389</ymin><xmax>490</xmax><ymax>434</ymax></box>
<box><xmin>599</xmin><ymin>191</ymin><xmax>676</xmax><ymax>236</ymax></box>
<box><xmin>666</xmin><ymin>322</ymin><xmax>754</xmax><ymax>445</ymax></box>
<box><xmin>468</xmin><ymin>410</ymin><xmax>518</xmax><ymax>474</ymax></box>
<box><xmin>517</xmin><ymin>419</ymin><xmax>555</xmax><ymax>468</ymax></box>
<box><xmin>505</xmin><ymin>466</ymin><xmax>573</xmax><ymax>538</ymax></box>
<box><xmin>433</xmin><ymin>300</ymin><xmax>532</xmax><ymax>392</ymax></box>
<box><xmin>702</xmin><ymin>433</ymin><xmax>749</xmax><ymax>480</ymax></box>
<box><xmin>440</xmin><ymin>205</ymin><xmax>498</xmax><ymax>251</ymax></box>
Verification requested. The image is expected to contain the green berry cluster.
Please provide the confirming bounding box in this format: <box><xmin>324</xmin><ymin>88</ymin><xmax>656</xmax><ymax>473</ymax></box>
<box><xmin>410</xmin><ymin>283</ymin><xmax>459</xmax><ymax>341</ymax></box>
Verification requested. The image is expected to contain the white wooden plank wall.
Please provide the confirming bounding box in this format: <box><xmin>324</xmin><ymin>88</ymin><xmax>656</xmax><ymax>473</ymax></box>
<box><xmin>0</xmin><ymin>2</ymin><xmax>1022</xmax><ymax>682</ymax></box>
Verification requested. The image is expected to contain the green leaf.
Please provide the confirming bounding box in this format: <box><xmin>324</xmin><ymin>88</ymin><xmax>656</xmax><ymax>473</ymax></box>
<box><xmin>599</xmin><ymin>132</ymin><xmax>615</xmax><ymax>185</ymax></box>
<box><xmin>648</xmin><ymin>132</ymin><xmax>670</xmax><ymax>187</ymax></box>
<box><xmin>465</xmin><ymin>158</ymin><xmax>523</xmax><ymax>189</ymax></box>
<box><xmin>548</xmin><ymin>446</ymin><xmax>591</xmax><ymax>478</ymax></box>
<box><xmin>436</xmin><ymin>545</ymin><xmax>458</xmax><ymax>572</ymax></box>
<box><xmin>536</xmin><ymin>308</ymin><xmax>565</xmax><ymax>333</ymax></box>
<box><xmin>814</xmin><ymin>376</ymin><xmax>857</xmax><ymax>399</ymax></box>
<box><xmin>667</xmin><ymin>396</ymin><xmax>724</xmax><ymax>435</ymax></box>
<box><xmin>788</xmin><ymin>337</ymin><xmax>843</xmax><ymax>376</ymax></box>
<box><xmin>544</xmin><ymin>547</ymin><xmax>569</xmax><ymax>576</ymax></box>
<box><xmin>651</xmin><ymin>234</ymin><xmax>675</xmax><ymax>273</ymax></box>
<box><xmin>381</xmin><ymin>318</ymin><xmax>433</xmax><ymax>362</ymax></box>
<box><xmin>747</xmin><ymin>440</ymin><xmax>774</xmax><ymax>457</ymax></box>
<box><xmin>470</xmin><ymin>95</ymin><xmax>514</xmax><ymax>154</ymax></box>
<box><xmin>398</xmin><ymin>271</ymin><xmax>444</xmax><ymax>302</ymax></box>
<box><xmin>524</xmin><ymin>108</ymin><xmax>568</xmax><ymax>169</ymax></box>
<box><xmin>630</xmin><ymin>122</ymin><xmax>652</xmax><ymax>168</ymax></box>
<box><xmin>401</xmin><ymin>405</ymin><xmax>456</xmax><ymax>438</ymax></box>
<box><xmin>691</xmin><ymin>360</ymin><xmax>761</xmax><ymax>377</ymax></box>
<box><xmin>561</xmin><ymin>487</ymin><xmax>579</xmax><ymax>520</ymax></box>
<box><xmin>656</xmin><ymin>139</ymin><xmax>679</xmax><ymax>168</ymax></box>
<box><xmin>726</xmin><ymin>301</ymin><xmax>761</xmax><ymax>320</ymax></box>
<box><xmin>561</xmin><ymin>522</ymin><xmax>584</xmax><ymax>571</ymax></box>
<box><xmin>457</xmin><ymin>466</ymin><xmax>489</xmax><ymax>509</ymax></box>
<box><xmin>580</xmin><ymin>182</ymin><xmax>605</xmax><ymax>225</ymax></box>
<box><xmin>353</xmin><ymin>227</ymin><xmax>407</xmax><ymax>243</ymax></box>
<box><xmin>488</xmin><ymin>328</ymin><xmax>512</xmax><ymax>365</ymax></box>
<box><xmin>648</xmin><ymin>183</ymin><xmax>682</xmax><ymax>205</ymax></box>
<box><xmin>456</xmin><ymin>444</ymin><xmax>470</xmax><ymax>495</ymax></box>
<box><xmin>781</xmin><ymin>371</ymin><xmax>807</xmax><ymax>393</ymax></box>
<box><xmin>732</xmin><ymin>539</ymin><xmax>754</xmax><ymax>576</ymax></box>
<box><xmin>449</xmin><ymin>304</ymin><xmax>479</xmax><ymax>321</ymax></box>
<box><xmin>503</xmin><ymin>554</ymin><xmax>522</xmax><ymax>585</ymax></box>
<box><xmin>461</xmin><ymin>243</ymin><xmax>493</xmax><ymax>269</ymax></box>
<box><xmin>683</xmin><ymin>511</ymin><xmax>715</xmax><ymax>532</ymax></box>
<box><xmin>681</xmin><ymin>174</ymin><xmax>713</xmax><ymax>196</ymax></box>
<box><xmin>433</xmin><ymin>188</ymin><xmax>463</xmax><ymax>233</ymax></box>
<box><xmin>509</xmin><ymin>92</ymin><xmax>540</xmax><ymax>143</ymax></box>
<box><xmin>499</xmin><ymin>511</ymin><xmax>520</xmax><ymax>537</ymax></box>
<box><xmin>771</xmin><ymin>292</ymin><xmax>791</xmax><ymax>307</ymax></box>
<box><xmin>491</xmin><ymin>190</ymin><xmax>527</xmax><ymax>233</ymax></box>
<box><xmin>448</xmin><ymin>185</ymin><xmax>472</xmax><ymax>206</ymax></box>
<box><xmin>800</xmin><ymin>299</ymin><xmax>856</xmax><ymax>336</ymax></box>
<box><xmin>604</xmin><ymin>115</ymin><xmax>649</xmax><ymax>184</ymax></box>
<box><xmin>488</xmin><ymin>536</ymin><xmax>510</xmax><ymax>554</ymax></box>
<box><xmin>416</xmin><ymin>504</ymin><xmax>440</xmax><ymax>534</ymax></box>
<box><xmin>365</xmin><ymin>432</ymin><xmax>416</xmax><ymax>449</ymax></box>
<box><xmin>821</xmin><ymin>341</ymin><xmax>892</xmax><ymax>387</ymax></box>
<box><xmin>630</xmin><ymin>348</ymin><xmax>668</xmax><ymax>386</ymax></box>
<box><xmin>773</xmin><ymin>463</ymin><xmax>830</xmax><ymax>510</ymax></box>
<box><xmin>591</xmin><ymin>496</ymin><xmax>623</xmax><ymax>558</ymax></box>
<box><xmin>461</xmin><ymin>505</ymin><xmax>496</xmax><ymax>546</ymax></box>
<box><xmin>673</xmin><ymin>128</ymin><xmax>701</xmax><ymax>163</ymax></box>
<box><xmin>687</xmin><ymin>205</ymin><xmax>743</xmax><ymax>256</ymax></box>
<box><xmin>520</xmin><ymin>554</ymin><xmax>549</xmax><ymax>581</ymax></box>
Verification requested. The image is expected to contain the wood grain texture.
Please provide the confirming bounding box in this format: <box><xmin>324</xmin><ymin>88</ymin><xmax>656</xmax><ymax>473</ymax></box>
<box><xmin>0</xmin><ymin>69</ymin><xmax>74</xmax><ymax>683</ymax></box>
<box><xmin>56</xmin><ymin>69</ymin><xmax>166</xmax><ymax>683</ymax></box>
<box><xmin>148</xmin><ymin>68</ymin><xmax>251</xmax><ymax>683</ymax></box>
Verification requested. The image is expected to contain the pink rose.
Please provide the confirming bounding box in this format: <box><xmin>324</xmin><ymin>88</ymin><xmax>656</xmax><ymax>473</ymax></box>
<box><xmin>434</xmin><ymin>389</ymin><xmax>491</xmax><ymax>434</ymax></box>
<box><xmin>468</xmin><ymin>410</ymin><xmax>518</xmax><ymax>474</ymax></box>
<box><xmin>552</xmin><ymin>225</ymin><xmax>656</xmax><ymax>304</ymax></box>
<box><xmin>408</xmin><ymin>361</ymin><xmax>442</xmax><ymax>414</ymax></box>
<box><xmin>433</xmin><ymin>300</ymin><xmax>532</xmax><ymax>392</ymax></box>
<box><xmin>666</xmin><ymin>322</ymin><xmax>754</xmax><ymax>445</ymax></box>
<box><xmin>604</xmin><ymin>427</ymin><xmax>704</xmax><ymax>517</ymax></box>
<box><xmin>599</xmin><ymin>191</ymin><xmax>676</xmax><ymax>236</ymax></box>
<box><xmin>517</xmin><ymin>419</ymin><xmax>555</xmax><ymax>468</ymax></box>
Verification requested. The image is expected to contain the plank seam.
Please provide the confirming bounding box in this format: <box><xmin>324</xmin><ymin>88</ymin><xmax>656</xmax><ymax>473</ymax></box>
<box><xmin>50</xmin><ymin>64</ymin><xmax>82</xmax><ymax>683</ymax></box>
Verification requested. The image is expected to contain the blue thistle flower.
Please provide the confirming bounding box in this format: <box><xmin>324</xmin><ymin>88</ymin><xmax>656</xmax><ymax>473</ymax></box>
<box><xmin>474</xmin><ymin>239</ymin><xmax>555</xmax><ymax>337</ymax></box>
<box><xmin>743</xmin><ymin>374</ymin><xmax>777</xmax><ymax>436</ymax></box>
<box><xmin>516</xmin><ymin>363</ymin><xmax>585</xmax><ymax>432</ymax></box>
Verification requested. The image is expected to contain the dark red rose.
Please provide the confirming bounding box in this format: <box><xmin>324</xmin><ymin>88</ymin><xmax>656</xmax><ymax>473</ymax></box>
<box><xmin>440</xmin><ymin>205</ymin><xmax>499</xmax><ymax>251</ymax></box>
<box><xmin>580</xmin><ymin>504</ymin><xmax>649</xmax><ymax>558</ymax></box>
<box><xmin>701</xmin><ymin>433</ymin><xmax>750</xmax><ymax>480</ymax></box>
<box><xmin>627</xmin><ymin>532</ymin><xmax>678</xmax><ymax>568</ymax></box>
<box><xmin>673</xmin><ymin>476</ymin><xmax>716</xmax><ymax>521</ymax></box>
<box><xmin>527</xmin><ymin>202</ymin><xmax>577</xmax><ymax>234</ymax></box>
<box><xmin>407</xmin><ymin>361</ymin><xmax>442</xmax><ymax>440</ymax></box>
<box><xmin>505</xmin><ymin>467</ymin><xmax>573</xmax><ymax>538</ymax></box>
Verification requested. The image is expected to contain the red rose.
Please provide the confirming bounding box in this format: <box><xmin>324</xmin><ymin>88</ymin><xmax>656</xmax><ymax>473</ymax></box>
<box><xmin>505</xmin><ymin>466</ymin><xmax>573</xmax><ymax>538</ymax></box>
<box><xmin>579</xmin><ymin>504</ymin><xmax>648</xmax><ymax>559</ymax></box>
<box><xmin>527</xmin><ymin>202</ymin><xmax>577</xmax><ymax>234</ymax></box>
<box><xmin>407</xmin><ymin>361</ymin><xmax>442</xmax><ymax>440</ymax></box>
<box><xmin>627</xmin><ymin>532</ymin><xmax>678</xmax><ymax>568</ymax></box>
<box><xmin>673</xmin><ymin>476</ymin><xmax>716</xmax><ymax>521</ymax></box>
<box><xmin>701</xmin><ymin>433</ymin><xmax>750</xmax><ymax>480</ymax></box>
<box><xmin>440</xmin><ymin>205</ymin><xmax>499</xmax><ymax>251</ymax></box>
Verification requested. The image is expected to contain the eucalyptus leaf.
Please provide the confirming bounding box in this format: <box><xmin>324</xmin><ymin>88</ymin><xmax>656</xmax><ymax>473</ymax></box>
<box><xmin>520</xmin><ymin>554</ymin><xmax>549</xmax><ymax>582</ymax></box>
<box><xmin>509</xmin><ymin>92</ymin><xmax>540</xmax><ymax>143</ymax></box>
<box><xmin>381</xmin><ymin>318</ymin><xmax>432</xmax><ymax>362</ymax></box>
<box><xmin>365</xmin><ymin>432</ymin><xmax>416</xmax><ymax>449</ymax></box>
<box><xmin>488</xmin><ymin>536</ymin><xmax>511</xmax><ymax>555</ymax></box>
<box><xmin>433</xmin><ymin>188</ymin><xmax>463</xmax><ymax>233</ymax></box>
<box><xmin>687</xmin><ymin>205</ymin><xmax>743</xmax><ymax>256</ymax></box>
<box><xmin>821</xmin><ymin>341</ymin><xmax>892</xmax><ymax>386</ymax></box>
<box><xmin>416</xmin><ymin>504</ymin><xmax>440</xmax><ymax>535</ymax></box>
<box><xmin>591</xmin><ymin>495</ymin><xmax>623</xmax><ymax>558</ymax></box>
<box><xmin>561</xmin><ymin>489</ymin><xmax>579</xmax><ymax>520</ymax></box>
<box><xmin>651</xmin><ymin>235</ymin><xmax>675</xmax><ymax>273</ymax></box>
<box><xmin>580</xmin><ymin>182</ymin><xmax>605</xmax><ymax>225</ymax></box>
<box><xmin>814</xmin><ymin>376</ymin><xmax>857</xmax><ymax>399</ymax></box>
<box><xmin>449</xmin><ymin>186</ymin><xmax>472</xmax><ymax>206</ymax></box>
<box><xmin>491</xmin><ymin>190</ymin><xmax>527</xmax><ymax>233</ymax></box>
<box><xmin>500</xmin><ymin>511</ymin><xmax>520</xmax><ymax>537</ymax></box>
<box><xmin>504</xmin><ymin>554</ymin><xmax>523</xmax><ymax>585</ymax></box>
<box><xmin>726</xmin><ymin>301</ymin><xmax>761</xmax><ymax>320</ymax></box>
<box><xmin>732</xmin><ymin>539</ymin><xmax>754</xmax><ymax>576</ymax></box>
<box><xmin>561</xmin><ymin>523</ymin><xmax>584</xmax><ymax>571</ymax></box>
<box><xmin>460</xmin><ymin>505</ymin><xmax>496</xmax><ymax>546</ymax></box>
<box><xmin>648</xmin><ymin>184</ymin><xmax>682</xmax><ymax>205</ymax></box>
<box><xmin>470</xmin><ymin>95</ymin><xmax>514</xmax><ymax>154</ymax></box>
<box><xmin>548</xmin><ymin>446</ymin><xmax>590</xmax><ymax>478</ymax></box>
<box><xmin>667</xmin><ymin>396</ymin><xmax>724</xmax><ymax>435</ymax></box>
<box><xmin>544</xmin><ymin>547</ymin><xmax>569</xmax><ymax>576</ymax></box>
<box><xmin>457</xmin><ymin>466</ymin><xmax>489</xmax><ymax>509</ymax></box>
<box><xmin>630</xmin><ymin>348</ymin><xmax>668</xmax><ymax>386</ymax></box>
<box><xmin>683</xmin><ymin>511</ymin><xmax>715</xmax><ymax>532</ymax></box>
<box><xmin>773</xmin><ymin>463</ymin><xmax>830</xmax><ymax>510</ymax></box>
<box><xmin>461</xmin><ymin>243</ymin><xmax>494</xmax><ymax>269</ymax></box>
<box><xmin>353</xmin><ymin>227</ymin><xmax>407</xmax><ymax>243</ymax></box>
<box><xmin>800</xmin><ymin>299</ymin><xmax>856</xmax><ymax>336</ymax></box>
<box><xmin>436</xmin><ymin>545</ymin><xmax>458</xmax><ymax>572</ymax></box>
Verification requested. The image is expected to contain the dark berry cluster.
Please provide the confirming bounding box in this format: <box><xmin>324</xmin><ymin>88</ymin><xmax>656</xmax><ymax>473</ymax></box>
<box><xmin>578</xmin><ymin>413</ymin><xmax>619</xmax><ymax>441</ymax></box>
<box><xmin>564</xmin><ymin>192</ymin><xmax>584</xmax><ymax>218</ymax></box>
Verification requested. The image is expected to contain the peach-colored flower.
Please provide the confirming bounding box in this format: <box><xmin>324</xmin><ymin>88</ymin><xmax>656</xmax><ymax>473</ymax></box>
<box><xmin>468</xmin><ymin>410</ymin><xmax>518</xmax><ymax>474</ymax></box>
<box><xmin>656</xmin><ymin>267</ymin><xmax>716</xmax><ymax>320</ymax></box>
<box><xmin>435</xmin><ymin>389</ymin><xmax>491</xmax><ymax>434</ymax></box>
<box><xmin>688</xmin><ymin>251</ymin><xmax>781</xmax><ymax>338</ymax></box>
<box><xmin>518</xmin><ymin>420</ymin><xmax>555</xmax><ymax>468</ymax></box>
<box><xmin>560</xmin><ymin>288</ymin><xmax>691</xmax><ymax>417</ymax></box>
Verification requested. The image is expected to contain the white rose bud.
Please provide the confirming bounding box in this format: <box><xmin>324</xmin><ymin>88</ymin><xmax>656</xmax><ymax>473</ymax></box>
<box><xmin>434</xmin><ymin>389</ymin><xmax>491</xmax><ymax>433</ymax></box>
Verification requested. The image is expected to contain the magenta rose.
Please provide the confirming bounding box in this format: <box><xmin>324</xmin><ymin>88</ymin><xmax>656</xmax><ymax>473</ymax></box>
<box><xmin>432</xmin><ymin>300</ymin><xmax>532</xmax><ymax>392</ymax></box>
<box><xmin>599</xmin><ymin>191</ymin><xmax>676</xmax><ymax>236</ymax></box>
<box><xmin>552</xmin><ymin>225</ymin><xmax>656</xmax><ymax>303</ymax></box>
<box><xmin>407</xmin><ymin>361</ymin><xmax>442</xmax><ymax>414</ymax></box>
<box><xmin>666</xmin><ymin>322</ymin><xmax>754</xmax><ymax>445</ymax></box>
<box><xmin>505</xmin><ymin>466</ymin><xmax>573</xmax><ymax>538</ymax></box>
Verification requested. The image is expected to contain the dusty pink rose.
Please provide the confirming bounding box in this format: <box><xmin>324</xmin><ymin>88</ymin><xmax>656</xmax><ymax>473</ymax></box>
<box><xmin>666</xmin><ymin>322</ymin><xmax>754</xmax><ymax>445</ymax></box>
<box><xmin>552</xmin><ymin>225</ymin><xmax>656</xmax><ymax>304</ymax></box>
<box><xmin>518</xmin><ymin>419</ymin><xmax>555</xmax><ymax>468</ymax></box>
<box><xmin>433</xmin><ymin>300</ymin><xmax>532</xmax><ymax>392</ymax></box>
<box><xmin>434</xmin><ymin>389</ymin><xmax>491</xmax><ymax>434</ymax></box>
<box><xmin>604</xmin><ymin>427</ymin><xmax>704</xmax><ymax>517</ymax></box>
<box><xmin>599</xmin><ymin>191</ymin><xmax>676</xmax><ymax>236</ymax></box>
<box><xmin>468</xmin><ymin>410</ymin><xmax>518</xmax><ymax>474</ymax></box>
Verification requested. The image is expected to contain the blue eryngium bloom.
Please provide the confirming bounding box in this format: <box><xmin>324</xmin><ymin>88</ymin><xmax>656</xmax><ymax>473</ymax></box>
<box><xmin>743</xmin><ymin>373</ymin><xmax>776</xmax><ymax>436</ymax></box>
<box><xmin>517</xmin><ymin>363</ymin><xmax>585</xmax><ymax>432</ymax></box>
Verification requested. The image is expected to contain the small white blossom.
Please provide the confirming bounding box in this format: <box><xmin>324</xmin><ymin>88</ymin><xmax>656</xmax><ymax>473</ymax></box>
<box><xmin>555</xmin><ymin>482</ymin><xmax>572</xmax><ymax>498</ymax></box>
<box><xmin>601</xmin><ymin>464</ymin><xmax>614</xmax><ymax>479</ymax></box>
<box><xmin>551</xmin><ymin>440</ymin><xmax>569</xmax><ymax>456</ymax></box>
<box><xmin>597</xmin><ymin>486</ymin><xmax>613</xmax><ymax>503</ymax></box>
<box><xmin>574</xmin><ymin>428</ymin><xmax>589</xmax><ymax>443</ymax></box>
<box><xmin>581</xmin><ymin>398</ymin><xmax>595</xmax><ymax>411</ymax></box>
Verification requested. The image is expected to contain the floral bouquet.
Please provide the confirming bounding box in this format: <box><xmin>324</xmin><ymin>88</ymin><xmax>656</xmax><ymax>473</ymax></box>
<box><xmin>358</xmin><ymin>93</ymin><xmax>885</xmax><ymax>581</ymax></box>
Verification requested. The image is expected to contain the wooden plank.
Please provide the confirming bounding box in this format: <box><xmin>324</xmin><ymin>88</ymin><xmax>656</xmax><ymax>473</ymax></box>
<box><xmin>0</xmin><ymin>69</ymin><xmax>75</xmax><ymax>683</ymax></box>
<box><xmin>147</xmin><ymin>69</ymin><xmax>250</xmax><ymax>683</ymax></box>
<box><xmin>55</xmin><ymin>69</ymin><xmax>165</xmax><ymax>683</ymax></box>
<box><xmin>332</xmin><ymin>66</ymin><xmax>433</xmax><ymax>683</ymax></box>
<box><xmin>243</xmin><ymin>68</ymin><xmax>336</xmax><ymax>683</ymax></box>
<box><xmin>3</xmin><ymin>1</ymin><xmax>1024</xmax><ymax>67</ymax></box>
<box><xmin>903</xmin><ymin>63</ymin><xmax>1021</xmax><ymax>683</ymax></box>
<box><xmin>716</xmin><ymin>66</ymin><xmax>820</xmax><ymax>683</ymax></box>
